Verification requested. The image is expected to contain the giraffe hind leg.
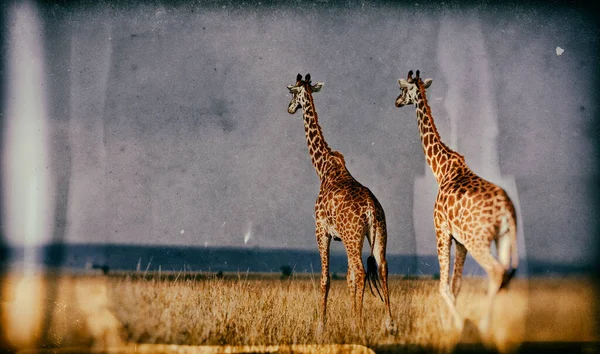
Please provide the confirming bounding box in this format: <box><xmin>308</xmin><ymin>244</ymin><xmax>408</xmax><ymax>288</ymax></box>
<box><xmin>346</xmin><ymin>259</ymin><xmax>366</xmax><ymax>327</ymax></box>
<box><xmin>470</xmin><ymin>246</ymin><xmax>504</xmax><ymax>333</ymax></box>
<box><xmin>344</xmin><ymin>236</ymin><xmax>366</xmax><ymax>328</ymax></box>
<box><xmin>451</xmin><ymin>241</ymin><xmax>467</xmax><ymax>299</ymax></box>
<box><xmin>372</xmin><ymin>231</ymin><xmax>395</xmax><ymax>333</ymax></box>
<box><xmin>355</xmin><ymin>261</ymin><xmax>366</xmax><ymax>324</ymax></box>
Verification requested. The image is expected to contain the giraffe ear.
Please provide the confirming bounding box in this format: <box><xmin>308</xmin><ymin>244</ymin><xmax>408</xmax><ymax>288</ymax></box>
<box><xmin>288</xmin><ymin>85</ymin><xmax>300</xmax><ymax>94</ymax></box>
<box><xmin>398</xmin><ymin>79</ymin><xmax>409</xmax><ymax>88</ymax></box>
<box><xmin>423</xmin><ymin>78</ymin><xmax>433</xmax><ymax>88</ymax></box>
<box><xmin>311</xmin><ymin>82</ymin><xmax>324</xmax><ymax>92</ymax></box>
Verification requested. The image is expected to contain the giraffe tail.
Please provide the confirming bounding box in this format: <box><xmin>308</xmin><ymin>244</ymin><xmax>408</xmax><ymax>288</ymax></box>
<box><xmin>500</xmin><ymin>213</ymin><xmax>518</xmax><ymax>290</ymax></box>
<box><xmin>509</xmin><ymin>213</ymin><xmax>519</xmax><ymax>270</ymax></box>
<box><xmin>366</xmin><ymin>211</ymin><xmax>383</xmax><ymax>301</ymax></box>
<box><xmin>366</xmin><ymin>255</ymin><xmax>383</xmax><ymax>302</ymax></box>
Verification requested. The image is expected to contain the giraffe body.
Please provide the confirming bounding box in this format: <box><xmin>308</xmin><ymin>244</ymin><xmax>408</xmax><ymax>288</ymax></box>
<box><xmin>287</xmin><ymin>74</ymin><xmax>394</xmax><ymax>333</ymax></box>
<box><xmin>395</xmin><ymin>70</ymin><xmax>518</xmax><ymax>332</ymax></box>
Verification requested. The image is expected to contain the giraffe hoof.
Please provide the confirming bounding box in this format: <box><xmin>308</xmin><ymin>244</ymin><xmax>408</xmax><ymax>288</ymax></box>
<box><xmin>384</xmin><ymin>318</ymin><xmax>397</xmax><ymax>335</ymax></box>
<box><xmin>454</xmin><ymin>317</ymin><xmax>465</xmax><ymax>332</ymax></box>
<box><xmin>316</xmin><ymin>322</ymin><xmax>325</xmax><ymax>337</ymax></box>
<box><xmin>478</xmin><ymin>319</ymin><xmax>490</xmax><ymax>334</ymax></box>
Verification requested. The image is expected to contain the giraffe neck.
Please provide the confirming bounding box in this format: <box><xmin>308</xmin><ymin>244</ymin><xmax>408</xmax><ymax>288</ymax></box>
<box><xmin>301</xmin><ymin>92</ymin><xmax>333</xmax><ymax>179</ymax></box>
<box><xmin>414</xmin><ymin>83</ymin><xmax>461</xmax><ymax>185</ymax></box>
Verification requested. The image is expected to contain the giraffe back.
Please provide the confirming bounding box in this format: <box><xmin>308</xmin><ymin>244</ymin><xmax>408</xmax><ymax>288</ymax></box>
<box><xmin>316</xmin><ymin>158</ymin><xmax>385</xmax><ymax>243</ymax></box>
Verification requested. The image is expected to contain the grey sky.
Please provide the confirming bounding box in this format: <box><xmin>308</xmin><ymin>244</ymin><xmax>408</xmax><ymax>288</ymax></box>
<box><xmin>3</xmin><ymin>2</ymin><xmax>598</xmax><ymax>267</ymax></box>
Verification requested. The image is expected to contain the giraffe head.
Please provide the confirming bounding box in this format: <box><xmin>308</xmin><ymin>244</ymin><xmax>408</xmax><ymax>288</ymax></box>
<box><xmin>287</xmin><ymin>73</ymin><xmax>324</xmax><ymax>114</ymax></box>
<box><xmin>395</xmin><ymin>70</ymin><xmax>432</xmax><ymax>108</ymax></box>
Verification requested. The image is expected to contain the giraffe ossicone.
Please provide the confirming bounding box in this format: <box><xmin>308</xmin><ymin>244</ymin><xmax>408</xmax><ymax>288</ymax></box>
<box><xmin>395</xmin><ymin>69</ymin><xmax>519</xmax><ymax>333</ymax></box>
<box><xmin>287</xmin><ymin>73</ymin><xmax>395</xmax><ymax>334</ymax></box>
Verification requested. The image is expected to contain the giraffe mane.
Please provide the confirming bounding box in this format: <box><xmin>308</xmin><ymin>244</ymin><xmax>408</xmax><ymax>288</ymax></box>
<box><xmin>302</xmin><ymin>80</ymin><xmax>316</xmax><ymax>93</ymax></box>
<box><xmin>416</xmin><ymin>78</ymin><xmax>465</xmax><ymax>163</ymax></box>
<box><xmin>415</xmin><ymin>79</ymin><xmax>437</xmax><ymax>137</ymax></box>
<box><xmin>303</xmin><ymin>85</ymin><xmax>321</xmax><ymax>125</ymax></box>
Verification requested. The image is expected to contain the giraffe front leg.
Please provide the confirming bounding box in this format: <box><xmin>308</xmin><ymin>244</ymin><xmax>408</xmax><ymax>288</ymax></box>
<box><xmin>316</xmin><ymin>226</ymin><xmax>331</xmax><ymax>336</ymax></box>
<box><xmin>436</xmin><ymin>229</ymin><xmax>463</xmax><ymax>330</ymax></box>
<box><xmin>451</xmin><ymin>241</ymin><xmax>467</xmax><ymax>299</ymax></box>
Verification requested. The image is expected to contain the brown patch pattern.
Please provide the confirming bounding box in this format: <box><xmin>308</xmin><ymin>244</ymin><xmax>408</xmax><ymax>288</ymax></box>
<box><xmin>395</xmin><ymin>70</ymin><xmax>519</xmax><ymax>333</ymax></box>
<box><xmin>287</xmin><ymin>74</ymin><xmax>394</xmax><ymax>333</ymax></box>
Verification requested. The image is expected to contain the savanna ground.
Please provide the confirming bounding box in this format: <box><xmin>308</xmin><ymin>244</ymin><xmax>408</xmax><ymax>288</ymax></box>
<box><xmin>1</xmin><ymin>271</ymin><xmax>598</xmax><ymax>353</ymax></box>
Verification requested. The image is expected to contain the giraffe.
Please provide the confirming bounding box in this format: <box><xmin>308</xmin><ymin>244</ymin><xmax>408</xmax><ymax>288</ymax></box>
<box><xmin>394</xmin><ymin>70</ymin><xmax>518</xmax><ymax>333</ymax></box>
<box><xmin>287</xmin><ymin>73</ymin><xmax>395</xmax><ymax>333</ymax></box>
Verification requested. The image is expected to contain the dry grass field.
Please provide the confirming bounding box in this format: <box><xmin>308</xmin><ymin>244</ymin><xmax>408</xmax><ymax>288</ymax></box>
<box><xmin>1</xmin><ymin>272</ymin><xmax>598</xmax><ymax>353</ymax></box>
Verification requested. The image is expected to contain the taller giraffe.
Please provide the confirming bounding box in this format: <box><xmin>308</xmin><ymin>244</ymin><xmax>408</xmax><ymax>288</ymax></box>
<box><xmin>395</xmin><ymin>70</ymin><xmax>518</xmax><ymax>332</ymax></box>
<box><xmin>287</xmin><ymin>73</ymin><xmax>395</xmax><ymax>333</ymax></box>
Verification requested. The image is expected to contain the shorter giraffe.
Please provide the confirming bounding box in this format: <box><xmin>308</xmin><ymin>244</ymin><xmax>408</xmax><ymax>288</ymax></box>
<box><xmin>287</xmin><ymin>74</ymin><xmax>395</xmax><ymax>333</ymax></box>
<box><xmin>395</xmin><ymin>70</ymin><xmax>518</xmax><ymax>332</ymax></box>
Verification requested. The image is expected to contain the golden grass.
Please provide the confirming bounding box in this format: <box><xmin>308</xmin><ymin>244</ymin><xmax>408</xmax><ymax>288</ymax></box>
<box><xmin>1</xmin><ymin>272</ymin><xmax>597</xmax><ymax>353</ymax></box>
